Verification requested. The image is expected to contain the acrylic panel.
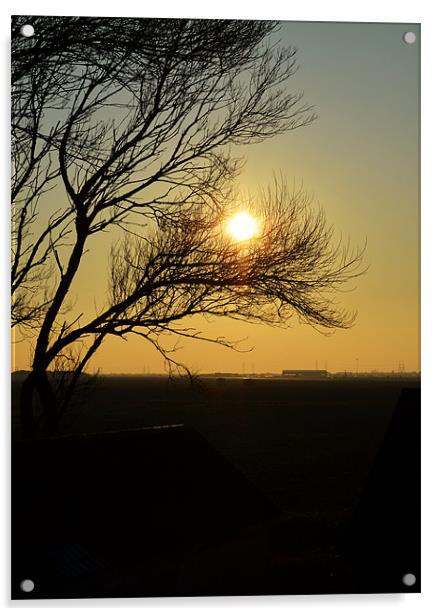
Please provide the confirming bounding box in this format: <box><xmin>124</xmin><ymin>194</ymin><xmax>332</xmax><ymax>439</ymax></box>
<box><xmin>11</xmin><ymin>16</ymin><xmax>420</xmax><ymax>599</ymax></box>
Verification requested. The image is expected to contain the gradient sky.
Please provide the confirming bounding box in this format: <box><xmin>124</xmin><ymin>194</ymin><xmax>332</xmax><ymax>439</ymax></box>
<box><xmin>13</xmin><ymin>20</ymin><xmax>420</xmax><ymax>374</ymax></box>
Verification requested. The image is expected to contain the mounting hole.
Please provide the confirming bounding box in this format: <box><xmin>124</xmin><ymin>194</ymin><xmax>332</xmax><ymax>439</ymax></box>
<box><xmin>402</xmin><ymin>573</ymin><xmax>416</xmax><ymax>587</ymax></box>
<box><xmin>20</xmin><ymin>579</ymin><xmax>35</xmax><ymax>592</ymax></box>
<box><xmin>403</xmin><ymin>31</ymin><xmax>416</xmax><ymax>45</ymax></box>
<box><xmin>20</xmin><ymin>24</ymin><xmax>35</xmax><ymax>38</ymax></box>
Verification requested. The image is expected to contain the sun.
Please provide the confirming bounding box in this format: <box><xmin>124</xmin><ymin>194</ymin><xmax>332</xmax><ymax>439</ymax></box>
<box><xmin>226</xmin><ymin>211</ymin><xmax>259</xmax><ymax>242</ymax></box>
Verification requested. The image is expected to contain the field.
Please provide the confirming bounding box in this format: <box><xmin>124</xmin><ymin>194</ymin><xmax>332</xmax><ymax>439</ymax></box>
<box><xmin>11</xmin><ymin>376</ymin><xmax>420</xmax><ymax>597</ymax></box>
<box><xmin>12</xmin><ymin>375</ymin><xmax>419</xmax><ymax>512</ymax></box>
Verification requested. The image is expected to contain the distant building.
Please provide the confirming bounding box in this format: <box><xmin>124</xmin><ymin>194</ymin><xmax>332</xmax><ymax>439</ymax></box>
<box><xmin>282</xmin><ymin>369</ymin><xmax>328</xmax><ymax>378</ymax></box>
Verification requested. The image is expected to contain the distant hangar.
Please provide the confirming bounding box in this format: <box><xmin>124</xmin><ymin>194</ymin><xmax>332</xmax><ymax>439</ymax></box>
<box><xmin>282</xmin><ymin>370</ymin><xmax>328</xmax><ymax>378</ymax></box>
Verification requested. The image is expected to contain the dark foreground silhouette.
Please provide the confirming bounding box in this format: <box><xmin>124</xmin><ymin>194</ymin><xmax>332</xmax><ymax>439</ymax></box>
<box><xmin>11</xmin><ymin>379</ymin><xmax>420</xmax><ymax>598</ymax></box>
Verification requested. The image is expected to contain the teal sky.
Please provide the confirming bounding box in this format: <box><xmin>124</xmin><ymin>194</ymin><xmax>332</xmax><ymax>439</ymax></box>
<box><xmin>13</xmin><ymin>21</ymin><xmax>420</xmax><ymax>374</ymax></box>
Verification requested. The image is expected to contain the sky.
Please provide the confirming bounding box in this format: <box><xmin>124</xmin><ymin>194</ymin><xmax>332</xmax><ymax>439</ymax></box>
<box><xmin>12</xmin><ymin>20</ymin><xmax>420</xmax><ymax>375</ymax></box>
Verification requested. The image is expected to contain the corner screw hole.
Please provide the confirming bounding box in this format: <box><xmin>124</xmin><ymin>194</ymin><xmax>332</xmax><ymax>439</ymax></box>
<box><xmin>402</xmin><ymin>573</ymin><xmax>416</xmax><ymax>587</ymax></box>
<box><xmin>20</xmin><ymin>24</ymin><xmax>35</xmax><ymax>38</ymax></box>
<box><xmin>20</xmin><ymin>578</ymin><xmax>35</xmax><ymax>592</ymax></box>
<box><xmin>403</xmin><ymin>31</ymin><xmax>416</xmax><ymax>45</ymax></box>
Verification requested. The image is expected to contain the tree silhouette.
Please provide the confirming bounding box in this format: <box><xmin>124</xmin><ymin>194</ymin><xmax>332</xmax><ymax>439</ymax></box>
<box><xmin>11</xmin><ymin>16</ymin><xmax>364</xmax><ymax>436</ymax></box>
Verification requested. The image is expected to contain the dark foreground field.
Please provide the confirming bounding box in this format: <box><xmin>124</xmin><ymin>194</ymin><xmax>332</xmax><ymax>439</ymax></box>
<box><xmin>11</xmin><ymin>376</ymin><xmax>420</xmax><ymax>598</ymax></box>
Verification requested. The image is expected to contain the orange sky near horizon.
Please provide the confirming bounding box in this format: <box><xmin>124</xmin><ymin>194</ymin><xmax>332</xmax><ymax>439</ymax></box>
<box><xmin>12</xmin><ymin>21</ymin><xmax>420</xmax><ymax>375</ymax></box>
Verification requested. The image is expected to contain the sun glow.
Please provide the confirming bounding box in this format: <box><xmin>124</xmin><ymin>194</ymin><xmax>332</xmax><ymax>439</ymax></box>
<box><xmin>226</xmin><ymin>211</ymin><xmax>259</xmax><ymax>242</ymax></box>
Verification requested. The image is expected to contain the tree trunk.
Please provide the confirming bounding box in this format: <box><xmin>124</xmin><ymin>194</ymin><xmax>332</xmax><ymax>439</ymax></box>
<box><xmin>19</xmin><ymin>368</ymin><xmax>58</xmax><ymax>438</ymax></box>
<box><xmin>19</xmin><ymin>371</ymin><xmax>37</xmax><ymax>438</ymax></box>
<box><xmin>20</xmin><ymin>228</ymin><xmax>89</xmax><ymax>438</ymax></box>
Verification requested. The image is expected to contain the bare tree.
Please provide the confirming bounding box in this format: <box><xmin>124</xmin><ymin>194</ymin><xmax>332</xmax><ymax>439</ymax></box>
<box><xmin>11</xmin><ymin>16</ymin><xmax>364</xmax><ymax>437</ymax></box>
